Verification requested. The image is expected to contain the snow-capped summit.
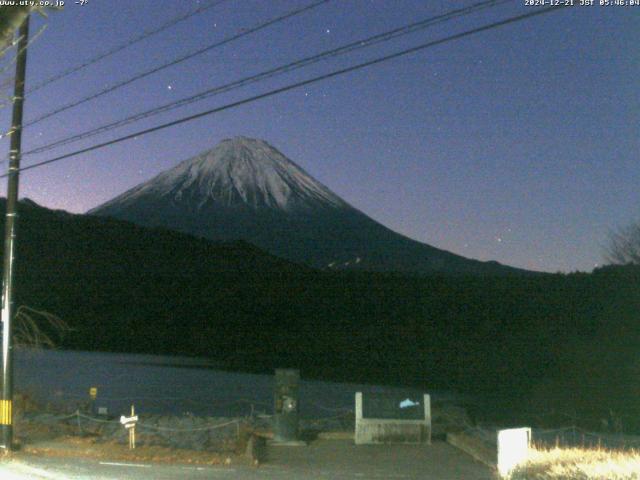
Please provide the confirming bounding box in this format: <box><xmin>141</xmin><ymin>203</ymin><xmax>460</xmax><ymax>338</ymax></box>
<box><xmin>90</xmin><ymin>137</ymin><xmax>526</xmax><ymax>275</ymax></box>
<box><xmin>96</xmin><ymin>137</ymin><xmax>346</xmax><ymax>213</ymax></box>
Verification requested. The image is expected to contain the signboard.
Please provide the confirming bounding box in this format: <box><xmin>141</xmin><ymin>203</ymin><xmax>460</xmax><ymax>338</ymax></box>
<box><xmin>362</xmin><ymin>393</ymin><xmax>424</xmax><ymax>420</ymax></box>
<box><xmin>120</xmin><ymin>414</ymin><xmax>138</xmax><ymax>428</ymax></box>
<box><xmin>355</xmin><ymin>392</ymin><xmax>431</xmax><ymax>445</ymax></box>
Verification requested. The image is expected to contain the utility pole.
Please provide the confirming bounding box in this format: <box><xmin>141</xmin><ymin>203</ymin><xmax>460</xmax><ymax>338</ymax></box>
<box><xmin>1</xmin><ymin>14</ymin><xmax>29</xmax><ymax>451</ymax></box>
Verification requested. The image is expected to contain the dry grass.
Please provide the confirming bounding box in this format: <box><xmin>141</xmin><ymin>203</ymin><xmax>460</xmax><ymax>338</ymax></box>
<box><xmin>509</xmin><ymin>445</ymin><xmax>640</xmax><ymax>479</ymax></box>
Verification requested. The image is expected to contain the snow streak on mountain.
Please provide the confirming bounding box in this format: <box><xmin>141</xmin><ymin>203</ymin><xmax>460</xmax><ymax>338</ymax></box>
<box><xmin>90</xmin><ymin>137</ymin><xmax>526</xmax><ymax>275</ymax></box>
<box><xmin>97</xmin><ymin>137</ymin><xmax>346</xmax><ymax>213</ymax></box>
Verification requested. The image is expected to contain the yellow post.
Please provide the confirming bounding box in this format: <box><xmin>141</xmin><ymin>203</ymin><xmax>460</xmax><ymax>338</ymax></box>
<box><xmin>0</xmin><ymin>400</ymin><xmax>11</xmax><ymax>426</ymax></box>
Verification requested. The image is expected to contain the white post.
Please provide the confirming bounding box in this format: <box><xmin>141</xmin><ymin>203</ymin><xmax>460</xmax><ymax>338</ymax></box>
<box><xmin>497</xmin><ymin>427</ymin><xmax>531</xmax><ymax>477</ymax></box>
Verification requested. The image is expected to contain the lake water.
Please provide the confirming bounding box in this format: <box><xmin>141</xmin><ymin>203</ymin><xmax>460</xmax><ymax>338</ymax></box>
<box><xmin>14</xmin><ymin>348</ymin><xmax>451</xmax><ymax>419</ymax></box>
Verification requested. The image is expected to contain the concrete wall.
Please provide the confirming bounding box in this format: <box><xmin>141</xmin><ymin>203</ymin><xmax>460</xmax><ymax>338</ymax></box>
<box><xmin>354</xmin><ymin>393</ymin><xmax>431</xmax><ymax>445</ymax></box>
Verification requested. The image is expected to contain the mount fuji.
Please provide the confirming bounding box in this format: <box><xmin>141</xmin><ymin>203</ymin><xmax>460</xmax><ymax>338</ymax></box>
<box><xmin>89</xmin><ymin>137</ymin><xmax>525</xmax><ymax>275</ymax></box>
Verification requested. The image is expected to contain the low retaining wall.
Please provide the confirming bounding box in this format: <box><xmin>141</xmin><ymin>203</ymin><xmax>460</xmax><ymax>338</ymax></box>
<box><xmin>447</xmin><ymin>427</ymin><xmax>532</xmax><ymax>477</ymax></box>
<box><xmin>446</xmin><ymin>431</ymin><xmax>496</xmax><ymax>468</ymax></box>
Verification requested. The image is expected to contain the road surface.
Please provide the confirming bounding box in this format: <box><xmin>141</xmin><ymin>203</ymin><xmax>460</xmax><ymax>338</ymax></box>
<box><xmin>1</xmin><ymin>440</ymin><xmax>495</xmax><ymax>479</ymax></box>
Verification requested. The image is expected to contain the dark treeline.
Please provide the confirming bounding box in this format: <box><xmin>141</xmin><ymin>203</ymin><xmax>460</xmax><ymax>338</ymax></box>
<box><xmin>5</xmin><ymin>200</ymin><xmax>640</xmax><ymax>430</ymax></box>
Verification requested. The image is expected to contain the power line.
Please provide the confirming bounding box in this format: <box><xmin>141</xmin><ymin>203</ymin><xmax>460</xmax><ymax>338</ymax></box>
<box><xmin>26</xmin><ymin>0</ymin><xmax>230</xmax><ymax>94</ymax></box>
<box><xmin>3</xmin><ymin>4</ymin><xmax>569</xmax><ymax>179</ymax></box>
<box><xmin>22</xmin><ymin>0</ymin><xmax>512</xmax><ymax>158</ymax></box>
<box><xmin>21</xmin><ymin>0</ymin><xmax>330</xmax><ymax>128</ymax></box>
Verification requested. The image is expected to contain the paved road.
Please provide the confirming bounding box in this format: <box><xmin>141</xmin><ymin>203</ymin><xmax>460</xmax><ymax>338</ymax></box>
<box><xmin>1</xmin><ymin>440</ymin><xmax>495</xmax><ymax>479</ymax></box>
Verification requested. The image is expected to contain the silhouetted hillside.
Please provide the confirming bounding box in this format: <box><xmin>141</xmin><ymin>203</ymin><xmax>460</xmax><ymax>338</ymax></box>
<box><xmin>2</xmin><ymin>199</ymin><xmax>639</xmax><ymax>431</ymax></box>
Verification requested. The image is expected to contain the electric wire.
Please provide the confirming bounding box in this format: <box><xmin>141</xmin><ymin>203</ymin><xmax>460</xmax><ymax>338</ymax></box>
<box><xmin>22</xmin><ymin>0</ymin><xmax>512</xmax><ymax>158</ymax></box>
<box><xmin>2</xmin><ymin>5</ymin><xmax>569</xmax><ymax>179</ymax></box>
<box><xmin>25</xmin><ymin>0</ymin><xmax>231</xmax><ymax>94</ymax></box>
<box><xmin>21</xmin><ymin>0</ymin><xmax>330</xmax><ymax>129</ymax></box>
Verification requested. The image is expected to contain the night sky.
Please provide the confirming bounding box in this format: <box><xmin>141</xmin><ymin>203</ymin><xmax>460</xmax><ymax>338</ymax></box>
<box><xmin>0</xmin><ymin>0</ymin><xmax>637</xmax><ymax>273</ymax></box>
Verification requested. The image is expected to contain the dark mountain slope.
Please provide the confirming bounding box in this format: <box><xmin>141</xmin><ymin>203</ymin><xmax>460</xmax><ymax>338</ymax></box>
<box><xmin>90</xmin><ymin>137</ymin><xmax>529</xmax><ymax>276</ymax></box>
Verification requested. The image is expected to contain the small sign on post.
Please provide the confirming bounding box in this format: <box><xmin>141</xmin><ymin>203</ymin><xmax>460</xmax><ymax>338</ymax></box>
<box><xmin>120</xmin><ymin>405</ymin><xmax>138</xmax><ymax>450</ymax></box>
<box><xmin>88</xmin><ymin>387</ymin><xmax>98</xmax><ymax>415</ymax></box>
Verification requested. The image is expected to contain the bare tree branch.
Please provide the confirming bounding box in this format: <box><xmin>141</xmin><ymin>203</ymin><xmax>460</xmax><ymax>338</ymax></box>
<box><xmin>0</xmin><ymin>6</ymin><xmax>31</xmax><ymax>53</ymax></box>
<box><xmin>13</xmin><ymin>305</ymin><xmax>71</xmax><ymax>349</ymax></box>
<box><xmin>605</xmin><ymin>222</ymin><xmax>640</xmax><ymax>266</ymax></box>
